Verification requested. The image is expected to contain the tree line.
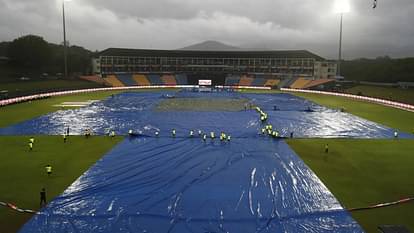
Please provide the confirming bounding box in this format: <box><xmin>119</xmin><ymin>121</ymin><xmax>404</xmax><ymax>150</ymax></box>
<box><xmin>341</xmin><ymin>56</ymin><xmax>414</xmax><ymax>83</ymax></box>
<box><xmin>0</xmin><ymin>35</ymin><xmax>93</xmax><ymax>78</ymax></box>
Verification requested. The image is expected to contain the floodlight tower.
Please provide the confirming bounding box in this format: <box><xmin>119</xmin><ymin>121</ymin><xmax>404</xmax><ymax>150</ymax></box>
<box><xmin>334</xmin><ymin>0</ymin><xmax>350</xmax><ymax>77</ymax></box>
<box><xmin>62</xmin><ymin>0</ymin><xmax>72</xmax><ymax>79</ymax></box>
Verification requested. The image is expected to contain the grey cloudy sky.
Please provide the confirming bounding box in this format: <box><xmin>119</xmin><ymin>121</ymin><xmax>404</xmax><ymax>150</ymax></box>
<box><xmin>0</xmin><ymin>0</ymin><xmax>413</xmax><ymax>59</ymax></box>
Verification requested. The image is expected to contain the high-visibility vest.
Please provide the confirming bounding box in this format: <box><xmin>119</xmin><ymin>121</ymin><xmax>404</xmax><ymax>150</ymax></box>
<box><xmin>46</xmin><ymin>166</ymin><xmax>52</xmax><ymax>173</ymax></box>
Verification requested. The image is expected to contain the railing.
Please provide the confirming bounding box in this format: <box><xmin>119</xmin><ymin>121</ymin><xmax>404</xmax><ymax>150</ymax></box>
<box><xmin>281</xmin><ymin>88</ymin><xmax>414</xmax><ymax>112</ymax></box>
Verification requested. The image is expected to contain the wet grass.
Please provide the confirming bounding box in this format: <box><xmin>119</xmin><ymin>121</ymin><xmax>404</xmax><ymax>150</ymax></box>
<box><xmin>345</xmin><ymin>85</ymin><xmax>414</xmax><ymax>105</ymax></box>
<box><xmin>155</xmin><ymin>98</ymin><xmax>250</xmax><ymax>111</ymax></box>
<box><xmin>287</xmin><ymin>139</ymin><xmax>414</xmax><ymax>233</ymax></box>
<box><xmin>0</xmin><ymin>80</ymin><xmax>104</xmax><ymax>97</ymax></box>
<box><xmin>0</xmin><ymin>135</ymin><xmax>123</xmax><ymax>233</ymax></box>
<box><xmin>292</xmin><ymin>92</ymin><xmax>414</xmax><ymax>133</ymax></box>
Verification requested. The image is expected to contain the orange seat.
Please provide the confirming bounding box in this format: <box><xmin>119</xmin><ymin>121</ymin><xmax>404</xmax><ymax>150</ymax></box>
<box><xmin>239</xmin><ymin>75</ymin><xmax>254</xmax><ymax>86</ymax></box>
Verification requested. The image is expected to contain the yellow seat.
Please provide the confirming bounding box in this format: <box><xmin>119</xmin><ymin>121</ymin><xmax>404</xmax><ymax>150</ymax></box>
<box><xmin>264</xmin><ymin>79</ymin><xmax>280</xmax><ymax>87</ymax></box>
<box><xmin>104</xmin><ymin>75</ymin><xmax>125</xmax><ymax>87</ymax></box>
<box><xmin>290</xmin><ymin>78</ymin><xmax>312</xmax><ymax>89</ymax></box>
<box><xmin>133</xmin><ymin>74</ymin><xmax>151</xmax><ymax>86</ymax></box>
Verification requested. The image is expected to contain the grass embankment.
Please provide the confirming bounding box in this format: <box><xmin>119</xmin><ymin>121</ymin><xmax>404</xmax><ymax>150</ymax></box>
<box><xmin>0</xmin><ymin>91</ymin><xmax>122</xmax><ymax>128</ymax></box>
<box><xmin>292</xmin><ymin>92</ymin><xmax>414</xmax><ymax>133</ymax></box>
<box><xmin>345</xmin><ymin>85</ymin><xmax>414</xmax><ymax>105</ymax></box>
<box><xmin>0</xmin><ymin>135</ymin><xmax>123</xmax><ymax>233</ymax></box>
<box><xmin>287</xmin><ymin>139</ymin><xmax>414</xmax><ymax>233</ymax></box>
<box><xmin>0</xmin><ymin>80</ymin><xmax>105</xmax><ymax>98</ymax></box>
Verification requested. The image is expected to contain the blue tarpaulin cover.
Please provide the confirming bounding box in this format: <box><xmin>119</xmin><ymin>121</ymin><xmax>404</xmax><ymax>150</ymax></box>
<box><xmin>12</xmin><ymin>91</ymin><xmax>411</xmax><ymax>232</ymax></box>
<box><xmin>20</xmin><ymin>138</ymin><xmax>363</xmax><ymax>233</ymax></box>
<box><xmin>1</xmin><ymin>92</ymin><xmax>412</xmax><ymax>139</ymax></box>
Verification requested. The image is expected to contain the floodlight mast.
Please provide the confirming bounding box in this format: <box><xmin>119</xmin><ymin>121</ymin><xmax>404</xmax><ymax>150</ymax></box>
<box><xmin>334</xmin><ymin>0</ymin><xmax>350</xmax><ymax>77</ymax></box>
<box><xmin>62</xmin><ymin>0</ymin><xmax>71</xmax><ymax>79</ymax></box>
<box><xmin>338</xmin><ymin>12</ymin><xmax>343</xmax><ymax>77</ymax></box>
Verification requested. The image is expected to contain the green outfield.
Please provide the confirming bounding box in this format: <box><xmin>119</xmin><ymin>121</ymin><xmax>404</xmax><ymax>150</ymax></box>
<box><xmin>0</xmin><ymin>79</ymin><xmax>104</xmax><ymax>97</ymax></box>
<box><xmin>0</xmin><ymin>135</ymin><xmax>123</xmax><ymax>233</ymax></box>
<box><xmin>287</xmin><ymin>139</ymin><xmax>414</xmax><ymax>233</ymax></box>
<box><xmin>345</xmin><ymin>85</ymin><xmax>414</xmax><ymax>105</ymax></box>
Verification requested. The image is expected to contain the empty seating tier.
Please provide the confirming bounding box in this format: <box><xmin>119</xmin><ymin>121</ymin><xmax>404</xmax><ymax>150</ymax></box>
<box><xmin>239</xmin><ymin>75</ymin><xmax>254</xmax><ymax>86</ymax></box>
<box><xmin>133</xmin><ymin>74</ymin><xmax>151</xmax><ymax>86</ymax></box>
<box><xmin>175</xmin><ymin>74</ymin><xmax>188</xmax><ymax>85</ymax></box>
<box><xmin>290</xmin><ymin>78</ymin><xmax>312</xmax><ymax>89</ymax></box>
<box><xmin>147</xmin><ymin>75</ymin><xmax>163</xmax><ymax>85</ymax></box>
<box><xmin>161</xmin><ymin>75</ymin><xmax>177</xmax><ymax>86</ymax></box>
<box><xmin>264</xmin><ymin>79</ymin><xmax>280</xmax><ymax>87</ymax></box>
<box><xmin>117</xmin><ymin>74</ymin><xmax>137</xmax><ymax>86</ymax></box>
<box><xmin>104</xmin><ymin>75</ymin><xmax>125</xmax><ymax>87</ymax></box>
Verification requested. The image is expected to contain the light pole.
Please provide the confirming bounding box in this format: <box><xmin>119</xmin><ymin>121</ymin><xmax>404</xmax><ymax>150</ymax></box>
<box><xmin>334</xmin><ymin>0</ymin><xmax>349</xmax><ymax>77</ymax></box>
<box><xmin>338</xmin><ymin>12</ymin><xmax>343</xmax><ymax>76</ymax></box>
<box><xmin>62</xmin><ymin>0</ymin><xmax>71</xmax><ymax>79</ymax></box>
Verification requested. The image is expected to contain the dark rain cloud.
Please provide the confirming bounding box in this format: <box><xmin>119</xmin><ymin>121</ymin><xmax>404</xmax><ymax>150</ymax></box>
<box><xmin>0</xmin><ymin>0</ymin><xmax>414</xmax><ymax>59</ymax></box>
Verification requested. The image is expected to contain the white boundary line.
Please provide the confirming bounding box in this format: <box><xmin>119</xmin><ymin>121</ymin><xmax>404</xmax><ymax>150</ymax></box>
<box><xmin>281</xmin><ymin>88</ymin><xmax>414</xmax><ymax>112</ymax></box>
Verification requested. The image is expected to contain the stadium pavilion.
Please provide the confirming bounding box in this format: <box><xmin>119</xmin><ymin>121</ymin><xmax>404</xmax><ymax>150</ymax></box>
<box><xmin>91</xmin><ymin>48</ymin><xmax>337</xmax><ymax>87</ymax></box>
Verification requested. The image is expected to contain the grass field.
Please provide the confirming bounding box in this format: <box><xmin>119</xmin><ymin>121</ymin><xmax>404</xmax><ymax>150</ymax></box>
<box><xmin>0</xmin><ymin>135</ymin><xmax>123</xmax><ymax>233</ymax></box>
<box><xmin>287</xmin><ymin>139</ymin><xmax>414</xmax><ymax>233</ymax></box>
<box><xmin>345</xmin><ymin>85</ymin><xmax>414</xmax><ymax>105</ymax></box>
<box><xmin>291</xmin><ymin>92</ymin><xmax>414</xmax><ymax>133</ymax></box>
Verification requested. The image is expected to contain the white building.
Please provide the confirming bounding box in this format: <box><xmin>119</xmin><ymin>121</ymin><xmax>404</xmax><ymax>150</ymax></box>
<box><xmin>313</xmin><ymin>61</ymin><xmax>337</xmax><ymax>79</ymax></box>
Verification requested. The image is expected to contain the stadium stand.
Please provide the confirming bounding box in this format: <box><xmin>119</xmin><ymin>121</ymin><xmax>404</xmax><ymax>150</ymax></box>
<box><xmin>239</xmin><ymin>75</ymin><xmax>254</xmax><ymax>86</ymax></box>
<box><xmin>161</xmin><ymin>75</ymin><xmax>177</xmax><ymax>86</ymax></box>
<box><xmin>264</xmin><ymin>79</ymin><xmax>280</xmax><ymax>87</ymax></box>
<box><xmin>225</xmin><ymin>75</ymin><xmax>241</xmax><ymax>86</ymax></box>
<box><xmin>104</xmin><ymin>75</ymin><xmax>125</xmax><ymax>87</ymax></box>
<box><xmin>303</xmin><ymin>79</ymin><xmax>335</xmax><ymax>89</ymax></box>
<box><xmin>278</xmin><ymin>77</ymin><xmax>296</xmax><ymax>88</ymax></box>
<box><xmin>175</xmin><ymin>74</ymin><xmax>188</xmax><ymax>85</ymax></box>
<box><xmin>290</xmin><ymin>78</ymin><xmax>312</xmax><ymax>89</ymax></box>
<box><xmin>132</xmin><ymin>74</ymin><xmax>151</xmax><ymax>86</ymax></box>
<box><xmin>80</xmin><ymin>76</ymin><xmax>108</xmax><ymax>85</ymax></box>
<box><xmin>117</xmin><ymin>74</ymin><xmax>137</xmax><ymax>86</ymax></box>
<box><xmin>147</xmin><ymin>74</ymin><xmax>164</xmax><ymax>85</ymax></box>
<box><xmin>251</xmin><ymin>77</ymin><xmax>266</xmax><ymax>86</ymax></box>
